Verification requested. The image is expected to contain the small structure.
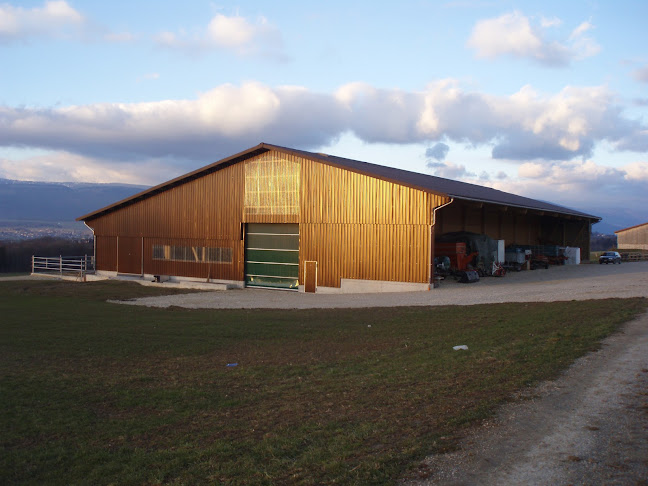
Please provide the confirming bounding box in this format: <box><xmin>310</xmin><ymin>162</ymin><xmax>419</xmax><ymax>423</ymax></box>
<box><xmin>615</xmin><ymin>222</ymin><xmax>648</xmax><ymax>251</ymax></box>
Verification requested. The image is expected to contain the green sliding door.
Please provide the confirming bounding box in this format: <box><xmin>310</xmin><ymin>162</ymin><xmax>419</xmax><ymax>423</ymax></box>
<box><xmin>245</xmin><ymin>223</ymin><xmax>299</xmax><ymax>289</ymax></box>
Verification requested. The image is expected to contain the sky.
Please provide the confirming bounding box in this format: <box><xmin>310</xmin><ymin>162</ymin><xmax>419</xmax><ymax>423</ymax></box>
<box><xmin>1</xmin><ymin>0</ymin><xmax>647</xmax><ymax>232</ymax></box>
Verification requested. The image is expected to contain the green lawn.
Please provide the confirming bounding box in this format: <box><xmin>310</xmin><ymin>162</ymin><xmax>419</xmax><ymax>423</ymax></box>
<box><xmin>1</xmin><ymin>280</ymin><xmax>646</xmax><ymax>485</ymax></box>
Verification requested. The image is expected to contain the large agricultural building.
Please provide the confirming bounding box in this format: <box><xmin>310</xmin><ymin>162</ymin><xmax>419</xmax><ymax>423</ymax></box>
<box><xmin>615</xmin><ymin>222</ymin><xmax>648</xmax><ymax>250</ymax></box>
<box><xmin>78</xmin><ymin>143</ymin><xmax>600</xmax><ymax>292</ymax></box>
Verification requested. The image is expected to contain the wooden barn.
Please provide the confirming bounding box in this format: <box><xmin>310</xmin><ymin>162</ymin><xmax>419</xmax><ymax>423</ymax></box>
<box><xmin>615</xmin><ymin>222</ymin><xmax>648</xmax><ymax>250</ymax></box>
<box><xmin>78</xmin><ymin>143</ymin><xmax>599</xmax><ymax>292</ymax></box>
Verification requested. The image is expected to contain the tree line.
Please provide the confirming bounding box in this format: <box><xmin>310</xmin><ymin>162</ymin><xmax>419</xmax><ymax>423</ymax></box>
<box><xmin>590</xmin><ymin>233</ymin><xmax>617</xmax><ymax>251</ymax></box>
<box><xmin>0</xmin><ymin>237</ymin><xmax>93</xmax><ymax>273</ymax></box>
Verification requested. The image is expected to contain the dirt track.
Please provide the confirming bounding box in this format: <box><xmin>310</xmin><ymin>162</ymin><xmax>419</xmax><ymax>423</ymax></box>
<box><xmin>402</xmin><ymin>311</ymin><xmax>648</xmax><ymax>486</ymax></box>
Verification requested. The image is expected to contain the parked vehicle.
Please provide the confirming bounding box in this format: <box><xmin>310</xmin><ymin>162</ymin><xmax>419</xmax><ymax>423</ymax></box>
<box><xmin>599</xmin><ymin>251</ymin><xmax>622</xmax><ymax>264</ymax></box>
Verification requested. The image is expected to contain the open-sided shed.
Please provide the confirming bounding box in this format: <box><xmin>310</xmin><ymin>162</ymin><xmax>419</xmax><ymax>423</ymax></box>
<box><xmin>78</xmin><ymin>143</ymin><xmax>600</xmax><ymax>292</ymax></box>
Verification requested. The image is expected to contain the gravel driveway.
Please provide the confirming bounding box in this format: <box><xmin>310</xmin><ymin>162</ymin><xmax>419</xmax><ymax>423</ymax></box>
<box><xmin>117</xmin><ymin>261</ymin><xmax>648</xmax><ymax>309</ymax></box>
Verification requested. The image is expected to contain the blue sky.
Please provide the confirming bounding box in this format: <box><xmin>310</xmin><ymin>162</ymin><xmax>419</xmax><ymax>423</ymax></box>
<box><xmin>1</xmin><ymin>0</ymin><xmax>647</xmax><ymax>232</ymax></box>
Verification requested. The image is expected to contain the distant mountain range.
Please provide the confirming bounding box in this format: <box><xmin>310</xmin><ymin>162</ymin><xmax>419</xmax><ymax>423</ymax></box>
<box><xmin>0</xmin><ymin>178</ymin><xmax>149</xmax><ymax>239</ymax></box>
<box><xmin>0</xmin><ymin>178</ymin><xmax>149</xmax><ymax>222</ymax></box>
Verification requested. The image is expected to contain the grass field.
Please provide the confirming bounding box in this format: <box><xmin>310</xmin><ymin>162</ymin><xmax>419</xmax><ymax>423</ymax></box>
<box><xmin>1</xmin><ymin>280</ymin><xmax>646</xmax><ymax>485</ymax></box>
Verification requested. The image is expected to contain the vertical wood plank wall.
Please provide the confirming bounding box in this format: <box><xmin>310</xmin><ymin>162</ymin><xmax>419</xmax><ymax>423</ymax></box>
<box><xmin>300</xmin><ymin>159</ymin><xmax>449</xmax><ymax>287</ymax></box>
<box><xmin>85</xmin><ymin>150</ymin><xmax>452</xmax><ymax>286</ymax></box>
<box><xmin>616</xmin><ymin>224</ymin><xmax>648</xmax><ymax>250</ymax></box>
<box><xmin>88</xmin><ymin>162</ymin><xmax>245</xmax><ymax>279</ymax></box>
<box><xmin>95</xmin><ymin>236</ymin><xmax>117</xmax><ymax>272</ymax></box>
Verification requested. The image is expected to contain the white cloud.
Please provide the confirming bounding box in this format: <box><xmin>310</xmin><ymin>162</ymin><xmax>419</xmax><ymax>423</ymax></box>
<box><xmin>567</xmin><ymin>20</ymin><xmax>600</xmax><ymax>60</ymax></box>
<box><xmin>540</xmin><ymin>16</ymin><xmax>562</xmax><ymax>28</ymax></box>
<box><xmin>633</xmin><ymin>64</ymin><xmax>648</xmax><ymax>83</ymax></box>
<box><xmin>467</xmin><ymin>11</ymin><xmax>599</xmax><ymax>66</ymax></box>
<box><xmin>518</xmin><ymin>160</ymin><xmax>619</xmax><ymax>186</ymax></box>
<box><xmin>569</xmin><ymin>20</ymin><xmax>593</xmax><ymax>39</ymax></box>
<box><xmin>468</xmin><ymin>11</ymin><xmax>550</xmax><ymax>61</ymax></box>
<box><xmin>0</xmin><ymin>0</ymin><xmax>84</xmax><ymax>41</ymax></box>
<box><xmin>0</xmin><ymin>151</ymin><xmax>180</xmax><ymax>185</ymax></box>
<box><xmin>623</xmin><ymin>161</ymin><xmax>648</xmax><ymax>181</ymax></box>
<box><xmin>0</xmin><ymin>80</ymin><xmax>645</xmax><ymax>165</ymax></box>
<box><xmin>511</xmin><ymin>159</ymin><xmax>648</xmax><ymax>211</ymax></box>
<box><xmin>155</xmin><ymin>13</ymin><xmax>285</xmax><ymax>58</ymax></box>
<box><xmin>335</xmin><ymin>83</ymin><xmax>423</xmax><ymax>143</ymax></box>
<box><xmin>616</xmin><ymin>129</ymin><xmax>648</xmax><ymax>152</ymax></box>
<box><xmin>437</xmin><ymin>158</ymin><xmax>647</xmax><ymax>230</ymax></box>
<box><xmin>427</xmin><ymin>161</ymin><xmax>474</xmax><ymax>179</ymax></box>
<box><xmin>207</xmin><ymin>14</ymin><xmax>256</xmax><ymax>48</ymax></box>
<box><xmin>1</xmin><ymin>84</ymin><xmax>645</xmax><ymax>229</ymax></box>
<box><xmin>518</xmin><ymin>162</ymin><xmax>549</xmax><ymax>179</ymax></box>
<box><xmin>417</xmin><ymin>81</ymin><xmax>640</xmax><ymax>160</ymax></box>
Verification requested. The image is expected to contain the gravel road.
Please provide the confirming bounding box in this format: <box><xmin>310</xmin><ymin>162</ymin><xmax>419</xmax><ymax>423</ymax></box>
<box><xmin>117</xmin><ymin>261</ymin><xmax>648</xmax><ymax>309</ymax></box>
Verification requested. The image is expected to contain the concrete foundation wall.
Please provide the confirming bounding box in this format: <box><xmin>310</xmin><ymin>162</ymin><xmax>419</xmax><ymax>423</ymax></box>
<box><xmin>308</xmin><ymin>278</ymin><xmax>430</xmax><ymax>294</ymax></box>
<box><xmin>92</xmin><ymin>270</ymin><xmax>244</xmax><ymax>290</ymax></box>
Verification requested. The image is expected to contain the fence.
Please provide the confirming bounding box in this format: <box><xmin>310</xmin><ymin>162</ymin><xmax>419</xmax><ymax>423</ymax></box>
<box><xmin>32</xmin><ymin>255</ymin><xmax>95</xmax><ymax>279</ymax></box>
<box><xmin>591</xmin><ymin>250</ymin><xmax>648</xmax><ymax>262</ymax></box>
<box><xmin>620</xmin><ymin>251</ymin><xmax>648</xmax><ymax>262</ymax></box>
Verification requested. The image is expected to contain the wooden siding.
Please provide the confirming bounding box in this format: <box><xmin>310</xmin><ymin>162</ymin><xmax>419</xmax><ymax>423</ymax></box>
<box><xmin>88</xmin><ymin>163</ymin><xmax>245</xmax><ymax>280</ymax></box>
<box><xmin>300</xmin><ymin>223</ymin><xmax>430</xmax><ymax>287</ymax></box>
<box><xmin>301</xmin><ymin>159</ymin><xmax>448</xmax><ymax>225</ymax></box>
<box><xmin>299</xmin><ymin>159</ymin><xmax>448</xmax><ymax>287</ymax></box>
<box><xmin>89</xmin><ymin>162</ymin><xmax>245</xmax><ymax>239</ymax></box>
<box><xmin>96</xmin><ymin>236</ymin><xmax>117</xmax><ymax>272</ymax></box>
<box><xmin>617</xmin><ymin>223</ymin><xmax>648</xmax><ymax>250</ymax></box>
<box><xmin>117</xmin><ymin>236</ymin><xmax>142</xmax><ymax>274</ymax></box>
<box><xmin>85</xmin><ymin>150</ymin><xmax>452</xmax><ymax>286</ymax></box>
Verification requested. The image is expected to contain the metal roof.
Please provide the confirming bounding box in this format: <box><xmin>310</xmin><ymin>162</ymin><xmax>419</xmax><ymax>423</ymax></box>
<box><xmin>78</xmin><ymin>142</ymin><xmax>601</xmax><ymax>222</ymax></box>
<box><xmin>614</xmin><ymin>221</ymin><xmax>648</xmax><ymax>234</ymax></box>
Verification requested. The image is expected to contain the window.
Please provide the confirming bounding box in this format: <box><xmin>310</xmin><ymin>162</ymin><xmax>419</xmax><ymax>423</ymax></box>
<box><xmin>152</xmin><ymin>244</ymin><xmax>232</xmax><ymax>264</ymax></box>
<box><xmin>244</xmin><ymin>153</ymin><xmax>300</xmax><ymax>215</ymax></box>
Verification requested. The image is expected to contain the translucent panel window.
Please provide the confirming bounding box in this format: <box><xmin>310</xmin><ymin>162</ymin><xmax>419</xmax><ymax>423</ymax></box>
<box><xmin>244</xmin><ymin>154</ymin><xmax>300</xmax><ymax>216</ymax></box>
<box><xmin>152</xmin><ymin>245</ymin><xmax>232</xmax><ymax>264</ymax></box>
